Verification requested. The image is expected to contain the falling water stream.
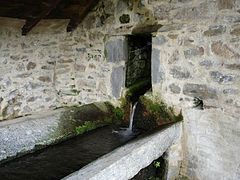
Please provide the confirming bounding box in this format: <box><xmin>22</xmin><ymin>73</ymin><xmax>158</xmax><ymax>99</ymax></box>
<box><xmin>128</xmin><ymin>102</ymin><xmax>138</xmax><ymax>131</ymax></box>
<box><xmin>112</xmin><ymin>102</ymin><xmax>139</xmax><ymax>138</ymax></box>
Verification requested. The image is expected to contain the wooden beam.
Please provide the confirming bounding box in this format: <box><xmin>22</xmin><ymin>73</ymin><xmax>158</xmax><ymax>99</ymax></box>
<box><xmin>21</xmin><ymin>0</ymin><xmax>62</xmax><ymax>35</ymax></box>
<box><xmin>66</xmin><ymin>0</ymin><xmax>99</xmax><ymax>32</ymax></box>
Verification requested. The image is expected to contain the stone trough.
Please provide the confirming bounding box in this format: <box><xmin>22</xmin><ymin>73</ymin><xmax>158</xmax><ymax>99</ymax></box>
<box><xmin>63</xmin><ymin>123</ymin><xmax>181</xmax><ymax>180</ymax></box>
<box><xmin>0</xmin><ymin>102</ymin><xmax>114</xmax><ymax>163</ymax></box>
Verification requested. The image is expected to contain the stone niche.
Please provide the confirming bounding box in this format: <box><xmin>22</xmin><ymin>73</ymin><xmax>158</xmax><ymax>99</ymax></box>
<box><xmin>126</xmin><ymin>34</ymin><xmax>152</xmax><ymax>88</ymax></box>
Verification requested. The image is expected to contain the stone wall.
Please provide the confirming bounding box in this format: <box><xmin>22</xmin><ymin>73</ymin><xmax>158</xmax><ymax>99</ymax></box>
<box><xmin>150</xmin><ymin>0</ymin><xmax>240</xmax><ymax>179</ymax></box>
<box><xmin>0</xmin><ymin>0</ymin><xmax>240</xmax><ymax>179</ymax></box>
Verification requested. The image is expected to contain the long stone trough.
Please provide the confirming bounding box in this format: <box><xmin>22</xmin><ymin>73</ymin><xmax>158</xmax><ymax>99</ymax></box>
<box><xmin>63</xmin><ymin>123</ymin><xmax>181</xmax><ymax>180</ymax></box>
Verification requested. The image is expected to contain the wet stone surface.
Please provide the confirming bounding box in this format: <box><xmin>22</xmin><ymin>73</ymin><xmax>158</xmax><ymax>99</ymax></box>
<box><xmin>0</xmin><ymin>126</ymin><xmax>137</xmax><ymax>180</ymax></box>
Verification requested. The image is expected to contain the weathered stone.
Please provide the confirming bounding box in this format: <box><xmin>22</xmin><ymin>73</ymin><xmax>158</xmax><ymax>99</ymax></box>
<box><xmin>218</xmin><ymin>0</ymin><xmax>235</xmax><ymax>10</ymax></box>
<box><xmin>230</xmin><ymin>26</ymin><xmax>240</xmax><ymax>36</ymax></box>
<box><xmin>89</xmin><ymin>64</ymin><xmax>96</xmax><ymax>69</ymax></box>
<box><xmin>184</xmin><ymin>47</ymin><xmax>204</xmax><ymax>59</ymax></box>
<box><xmin>132</xmin><ymin>24</ymin><xmax>162</xmax><ymax>34</ymax></box>
<box><xmin>41</xmin><ymin>65</ymin><xmax>53</xmax><ymax>70</ymax></box>
<box><xmin>27</xmin><ymin>97</ymin><xmax>37</xmax><ymax>102</ymax></box>
<box><xmin>0</xmin><ymin>103</ymin><xmax>114</xmax><ymax>161</ymax></box>
<box><xmin>204</xmin><ymin>25</ymin><xmax>226</xmax><ymax>36</ymax></box>
<box><xmin>105</xmin><ymin>38</ymin><xmax>128</xmax><ymax>63</ymax></box>
<box><xmin>183</xmin><ymin>83</ymin><xmax>218</xmax><ymax>99</ymax></box>
<box><xmin>215</xmin><ymin>14</ymin><xmax>240</xmax><ymax>23</ymax></box>
<box><xmin>168</xmin><ymin>50</ymin><xmax>179</xmax><ymax>64</ymax></box>
<box><xmin>152</xmin><ymin>35</ymin><xmax>167</xmax><ymax>46</ymax></box>
<box><xmin>152</xmin><ymin>48</ymin><xmax>165</xmax><ymax>84</ymax></box>
<box><xmin>27</xmin><ymin>62</ymin><xmax>36</xmax><ymax>70</ymax></box>
<box><xmin>153</xmin><ymin>3</ymin><xmax>173</xmax><ymax>21</ymax></box>
<box><xmin>170</xmin><ymin>66</ymin><xmax>190</xmax><ymax>79</ymax></box>
<box><xmin>223</xmin><ymin>89</ymin><xmax>239</xmax><ymax>95</ymax></box>
<box><xmin>16</xmin><ymin>63</ymin><xmax>25</xmax><ymax>71</ymax></box>
<box><xmin>77</xmin><ymin>79</ymin><xmax>96</xmax><ymax>88</ymax></box>
<box><xmin>111</xmin><ymin>66</ymin><xmax>124</xmax><ymax>98</ymax></box>
<box><xmin>211</xmin><ymin>41</ymin><xmax>240</xmax><ymax>59</ymax></box>
<box><xmin>178</xmin><ymin>0</ymin><xmax>193</xmax><ymax>2</ymax></box>
<box><xmin>225</xmin><ymin>64</ymin><xmax>240</xmax><ymax>70</ymax></box>
<box><xmin>16</xmin><ymin>73</ymin><xmax>31</xmax><ymax>78</ymax></box>
<box><xmin>119</xmin><ymin>14</ymin><xmax>130</xmax><ymax>24</ymax></box>
<box><xmin>174</xmin><ymin>1</ymin><xmax>216</xmax><ymax>20</ymax></box>
<box><xmin>158</xmin><ymin>24</ymin><xmax>183</xmax><ymax>32</ymax></box>
<box><xmin>64</xmin><ymin>123</ymin><xmax>181</xmax><ymax>180</ymax></box>
<box><xmin>210</xmin><ymin>71</ymin><xmax>235</xmax><ymax>84</ymax></box>
<box><xmin>169</xmin><ymin>83</ymin><xmax>181</xmax><ymax>94</ymax></box>
<box><xmin>168</xmin><ymin>34</ymin><xmax>178</xmax><ymax>39</ymax></box>
<box><xmin>10</xmin><ymin>55</ymin><xmax>20</xmax><ymax>61</ymax></box>
<box><xmin>38</xmin><ymin>76</ymin><xmax>51</xmax><ymax>83</ymax></box>
<box><xmin>74</xmin><ymin>64</ymin><xmax>86</xmax><ymax>72</ymax></box>
<box><xmin>116</xmin><ymin>0</ymin><xmax>129</xmax><ymax>13</ymax></box>
<box><xmin>27</xmin><ymin>82</ymin><xmax>42</xmax><ymax>90</ymax></box>
<box><xmin>199</xmin><ymin>60</ymin><xmax>213</xmax><ymax>69</ymax></box>
<box><xmin>58</xmin><ymin>59</ymin><xmax>74</xmax><ymax>63</ymax></box>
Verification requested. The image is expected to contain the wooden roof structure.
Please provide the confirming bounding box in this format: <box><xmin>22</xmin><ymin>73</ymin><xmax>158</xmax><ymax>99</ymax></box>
<box><xmin>0</xmin><ymin>0</ymin><xmax>100</xmax><ymax>35</ymax></box>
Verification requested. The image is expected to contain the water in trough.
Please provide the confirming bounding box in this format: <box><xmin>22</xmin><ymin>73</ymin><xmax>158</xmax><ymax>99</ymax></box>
<box><xmin>0</xmin><ymin>104</ymin><xmax>139</xmax><ymax>180</ymax></box>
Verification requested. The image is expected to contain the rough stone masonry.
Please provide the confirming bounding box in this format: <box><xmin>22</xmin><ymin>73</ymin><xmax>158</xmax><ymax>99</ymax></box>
<box><xmin>0</xmin><ymin>0</ymin><xmax>240</xmax><ymax>179</ymax></box>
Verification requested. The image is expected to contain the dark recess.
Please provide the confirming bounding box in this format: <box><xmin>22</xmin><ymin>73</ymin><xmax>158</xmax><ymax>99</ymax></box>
<box><xmin>125</xmin><ymin>34</ymin><xmax>152</xmax><ymax>102</ymax></box>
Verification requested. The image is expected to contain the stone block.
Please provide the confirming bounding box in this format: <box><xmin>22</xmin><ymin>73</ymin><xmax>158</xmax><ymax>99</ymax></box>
<box><xmin>210</xmin><ymin>71</ymin><xmax>235</xmax><ymax>84</ymax></box>
<box><xmin>105</xmin><ymin>38</ymin><xmax>128</xmax><ymax>63</ymax></box>
<box><xmin>170</xmin><ymin>66</ymin><xmax>190</xmax><ymax>79</ymax></box>
<box><xmin>169</xmin><ymin>83</ymin><xmax>181</xmax><ymax>94</ymax></box>
<box><xmin>174</xmin><ymin>1</ymin><xmax>217</xmax><ymax>21</ymax></box>
<box><xmin>184</xmin><ymin>47</ymin><xmax>204</xmax><ymax>59</ymax></box>
<box><xmin>27</xmin><ymin>62</ymin><xmax>36</xmax><ymax>70</ymax></box>
<box><xmin>224</xmin><ymin>64</ymin><xmax>240</xmax><ymax>70</ymax></box>
<box><xmin>183</xmin><ymin>83</ymin><xmax>218</xmax><ymax>99</ymax></box>
<box><xmin>223</xmin><ymin>89</ymin><xmax>239</xmax><ymax>95</ymax></box>
<box><xmin>152</xmin><ymin>35</ymin><xmax>167</xmax><ymax>46</ymax></box>
<box><xmin>230</xmin><ymin>26</ymin><xmax>240</xmax><ymax>36</ymax></box>
<box><xmin>111</xmin><ymin>66</ymin><xmax>125</xmax><ymax>98</ymax></box>
<box><xmin>218</xmin><ymin>0</ymin><xmax>235</xmax><ymax>10</ymax></box>
<box><xmin>168</xmin><ymin>50</ymin><xmax>179</xmax><ymax>64</ymax></box>
<box><xmin>204</xmin><ymin>25</ymin><xmax>226</xmax><ymax>36</ymax></box>
<box><xmin>38</xmin><ymin>76</ymin><xmax>51</xmax><ymax>83</ymax></box>
<box><xmin>151</xmin><ymin>48</ymin><xmax>165</xmax><ymax>84</ymax></box>
<box><xmin>211</xmin><ymin>41</ymin><xmax>240</xmax><ymax>59</ymax></box>
<box><xmin>199</xmin><ymin>60</ymin><xmax>213</xmax><ymax>69</ymax></box>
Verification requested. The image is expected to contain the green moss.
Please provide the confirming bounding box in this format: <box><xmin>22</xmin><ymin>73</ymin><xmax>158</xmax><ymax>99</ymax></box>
<box><xmin>126</xmin><ymin>78</ymin><xmax>151</xmax><ymax>101</ymax></box>
<box><xmin>75</xmin><ymin>121</ymin><xmax>98</xmax><ymax>135</ymax></box>
<box><xmin>112</xmin><ymin>107</ymin><xmax>124</xmax><ymax>123</ymax></box>
<box><xmin>140</xmin><ymin>96</ymin><xmax>183</xmax><ymax>123</ymax></box>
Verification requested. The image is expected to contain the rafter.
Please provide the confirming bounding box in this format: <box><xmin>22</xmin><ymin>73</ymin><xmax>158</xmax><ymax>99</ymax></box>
<box><xmin>66</xmin><ymin>0</ymin><xmax>100</xmax><ymax>32</ymax></box>
<box><xmin>21</xmin><ymin>0</ymin><xmax>62</xmax><ymax>35</ymax></box>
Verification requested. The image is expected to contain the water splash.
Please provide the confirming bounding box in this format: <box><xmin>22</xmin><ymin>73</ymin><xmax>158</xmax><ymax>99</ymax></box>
<box><xmin>128</xmin><ymin>102</ymin><xmax>138</xmax><ymax>131</ymax></box>
<box><xmin>112</xmin><ymin>102</ymin><xmax>138</xmax><ymax>138</ymax></box>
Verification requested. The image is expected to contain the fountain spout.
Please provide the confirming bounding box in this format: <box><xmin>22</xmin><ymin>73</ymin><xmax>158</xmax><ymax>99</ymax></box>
<box><xmin>128</xmin><ymin>102</ymin><xmax>138</xmax><ymax>131</ymax></box>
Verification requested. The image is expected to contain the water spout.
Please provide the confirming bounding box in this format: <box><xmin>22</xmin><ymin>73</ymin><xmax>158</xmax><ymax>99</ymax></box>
<box><xmin>112</xmin><ymin>102</ymin><xmax>138</xmax><ymax>138</ymax></box>
<box><xmin>128</xmin><ymin>102</ymin><xmax>138</xmax><ymax>131</ymax></box>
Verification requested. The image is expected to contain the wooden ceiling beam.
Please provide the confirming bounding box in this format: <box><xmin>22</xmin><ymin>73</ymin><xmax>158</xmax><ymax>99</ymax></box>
<box><xmin>66</xmin><ymin>0</ymin><xmax>99</xmax><ymax>32</ymax></box>
<box><xmin>21</xmin><ymin>0</ymin><xmax>62</xmax><ymax>35</ymax></box>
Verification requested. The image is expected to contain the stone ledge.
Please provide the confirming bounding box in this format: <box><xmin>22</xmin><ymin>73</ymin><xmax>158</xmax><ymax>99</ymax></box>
<box><xmin>0</xmin><ymin>102</ymin><xmax>113</xmax><ymax>163</ymax></box>
<box><xmin>63</xmin><ymin>123</ymin><xmax>181</xmax><ymax>180</ymax></box>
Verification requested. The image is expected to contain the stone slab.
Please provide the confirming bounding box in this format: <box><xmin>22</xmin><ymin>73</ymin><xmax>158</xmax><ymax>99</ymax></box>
<box><xmin>63</xmin><ymin>123</ymin><xmax>181</xmax><ymax>180</ymax></box>
<box><xmin>0</xmin><ymin>102</ymin><xmax>113</xmax><ymax>163</ymax></box>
